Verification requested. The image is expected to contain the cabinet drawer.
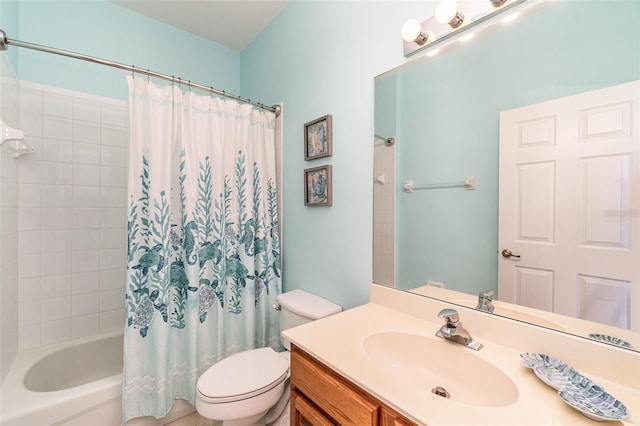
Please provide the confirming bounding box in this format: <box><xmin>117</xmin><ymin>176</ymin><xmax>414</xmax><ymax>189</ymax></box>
<box><xmin>291</xmin><ymin>345</ymin><xmax>379</xmax><ymax>426</ymax></box>
<box><xmin>291</xmin><ymin>389</ymin><xmax>335</xmax><ymax>426</ymax></box>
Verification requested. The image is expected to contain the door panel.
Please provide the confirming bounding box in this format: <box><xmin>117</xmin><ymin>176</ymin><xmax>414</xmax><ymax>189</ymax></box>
<box><xmin>499</xmin><ymin>81</ymin><xmax>639</xmax><ymax>331</ymax></box>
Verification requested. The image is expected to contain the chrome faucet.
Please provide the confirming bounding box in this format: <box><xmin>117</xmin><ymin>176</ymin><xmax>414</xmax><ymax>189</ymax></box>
<box><xmin>436</xmin><ymin>308</ymin><xmax>483</xmax><ymax>350</ymax></box>
<box><xmin>476</xmin><ymin>290</ymin><xmax>495</xmax><ymax>313</ymax></box>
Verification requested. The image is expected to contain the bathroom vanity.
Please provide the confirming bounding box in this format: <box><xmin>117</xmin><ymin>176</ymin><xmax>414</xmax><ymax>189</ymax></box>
<box><xmin>290</xmin><ymin>344</ymin><xmax>416</xmax><ymax>425</ymax></box>
<box><xmin>284</xmin><ymin>284</ymin><xmax>640</xmax><ymax>425</ymax></box>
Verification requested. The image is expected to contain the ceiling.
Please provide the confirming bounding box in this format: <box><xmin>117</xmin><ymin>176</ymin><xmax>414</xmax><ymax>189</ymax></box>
<box><xmin>109</xmin><ymin>0</ymin><xmax>290</xmax><ymax>51</ymax></box>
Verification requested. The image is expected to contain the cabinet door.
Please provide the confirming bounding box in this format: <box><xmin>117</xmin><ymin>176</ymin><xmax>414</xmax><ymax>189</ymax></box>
<box><xmin>380</xmin><ymin>407</ymin><xmax>417</xmax><ymax>426</ymax></box>
<box><xmin>291</xmin><ymin>389</ymin><xmax>335</xmax><ymax>426</ymax></box>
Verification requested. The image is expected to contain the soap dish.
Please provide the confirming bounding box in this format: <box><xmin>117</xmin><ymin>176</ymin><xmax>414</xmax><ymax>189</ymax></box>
<box><xmin>558</xmin><ymin>385</ymin><xmax>630</xmax><ymax>422</ymax></box>
<box><xmin>520</xmin><ymin>353</ymin><xmax>630</xmax><ymax>422</ymax></box>
<box><xmin>588</xmin><ymin>334</ymin><xmax>634</xmax><ymax>349</ymax></box>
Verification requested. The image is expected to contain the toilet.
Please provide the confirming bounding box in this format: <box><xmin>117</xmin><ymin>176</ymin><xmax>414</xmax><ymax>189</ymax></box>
<box><xmin>195</xmin><ymin>289</ymin><xmax>342</xmax><ymax>425</ymax></box>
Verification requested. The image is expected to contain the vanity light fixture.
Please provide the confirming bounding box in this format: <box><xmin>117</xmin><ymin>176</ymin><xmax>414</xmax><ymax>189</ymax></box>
<box><xmin>402</xmin><ymin>0</ymin><xmax>538</xmax><ymax>58</ymax></box>
<box><xmin>435</xmin><ymin>0</ymin><xmax>466</xmax><ymax>29</ymax></box>
<box><xmin>401</xmin><ymin>19</ymin><xmax>435</xmax><ymax>46</ymax></box>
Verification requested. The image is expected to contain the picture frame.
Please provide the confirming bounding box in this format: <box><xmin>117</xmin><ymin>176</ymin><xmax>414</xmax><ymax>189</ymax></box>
<box><xmin>304</xmin><ymin>114</ymin><xmax>332</xmax><ymax>160</ymax></box>
<box><xmin>304</xmin><ymin>165</ymin><xmax>332</xmax><ymax>206</ymax></box>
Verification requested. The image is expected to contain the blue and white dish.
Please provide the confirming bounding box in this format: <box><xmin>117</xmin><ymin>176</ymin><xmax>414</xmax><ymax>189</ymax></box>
<box><xmin>558</xmin><ymin>385</ymin><xmax>630</xmax><ymax>422</ymax></box>
<box><xmin>588</xmin><ymin>334</ymin><xmax>635</xmax><ymax>349</ymax></box>
<box><xmin>520</xmin><ymin>352</ymin><xmax>557</xmax><ymax>369</ymax></box>
<box><xmin>533</xmin><ymin>362</ymin><xmax>585</xmax><ymax>390</ymax></box>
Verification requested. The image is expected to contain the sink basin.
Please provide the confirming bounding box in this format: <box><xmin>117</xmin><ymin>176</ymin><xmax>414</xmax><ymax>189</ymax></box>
<box><xmin>363</xmin><ymin>332</ymin><xmax>519</xmax><ymax>407</ymax></box>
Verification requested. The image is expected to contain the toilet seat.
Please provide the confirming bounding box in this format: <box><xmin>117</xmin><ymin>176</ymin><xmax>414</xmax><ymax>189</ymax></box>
<box><xmin>197</xmin><ymin>347</ymin><xmax>289</xmax><ymax>404</ymax></box>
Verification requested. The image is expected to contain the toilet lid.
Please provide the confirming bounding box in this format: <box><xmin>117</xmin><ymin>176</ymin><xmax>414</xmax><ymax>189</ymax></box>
<box><xmin>197</xmin><ymin>347</ymin><xmax>289</xmax><ymax>403</ymax></box>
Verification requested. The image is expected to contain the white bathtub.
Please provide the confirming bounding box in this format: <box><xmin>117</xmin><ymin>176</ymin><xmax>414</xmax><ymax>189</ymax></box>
<box><xmin>1</xmin><ymin>331</ymin><xmax>125</xmax><ymax>426</ymax></box>
<box><xmin>0</xmin><ymin>331</ymin><xmax>195</xmax><ymax>426</ymax></box>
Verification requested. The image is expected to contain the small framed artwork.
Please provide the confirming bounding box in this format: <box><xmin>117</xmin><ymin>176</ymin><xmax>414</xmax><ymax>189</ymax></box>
<box><xmin>304</xmin><ymin>165</ymin><xmax>332</xmax><ymax>206</ymax></box>
<box><xmin>304</xmin><ymin>114</ymin><xmax>332</xmax><ymax>160</ymax></box>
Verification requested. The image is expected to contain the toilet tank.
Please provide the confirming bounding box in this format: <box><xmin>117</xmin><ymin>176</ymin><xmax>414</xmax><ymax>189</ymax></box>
<box><xmin>276</xmin><ymin>290</ymin><xmax>342</xmax><ymax>350</ymax></box>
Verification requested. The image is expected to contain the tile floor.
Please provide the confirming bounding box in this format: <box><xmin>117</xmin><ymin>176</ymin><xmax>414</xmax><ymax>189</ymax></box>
<box><xmin>166</xmin><ymin>409</ymin><xmax>290</xmax><ymax>426</ymax></box>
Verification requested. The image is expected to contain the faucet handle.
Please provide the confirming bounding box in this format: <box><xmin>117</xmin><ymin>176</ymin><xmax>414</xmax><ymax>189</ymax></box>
<box><xmin>437</xmin><ymin>308</ymin><xmax>459</xmax><ymax>326</ymax></box>
<box><xmin>479</xmin><ymin>290</ymin><xmax>494</xmax><ymax>301</ymax></box>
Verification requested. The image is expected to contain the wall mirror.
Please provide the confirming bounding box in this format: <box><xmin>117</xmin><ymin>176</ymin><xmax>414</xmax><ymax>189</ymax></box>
<box><xmin>373</xmin><ymin>0</ymin><xmax>639</xmax><ymax>352</ymax></box>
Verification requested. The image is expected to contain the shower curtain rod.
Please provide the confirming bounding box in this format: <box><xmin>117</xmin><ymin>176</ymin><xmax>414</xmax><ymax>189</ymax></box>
<box><xmin>0</xmin><ymin>29</ymin><xmax>280</xmax><ymax>116</ymax></box>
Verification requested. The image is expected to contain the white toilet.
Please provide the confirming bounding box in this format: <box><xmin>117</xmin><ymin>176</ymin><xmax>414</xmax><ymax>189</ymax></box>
<box><xmin>195</xmin><ymin>289</ymin><xmax>342</xmax><ymax>425</ymax></box>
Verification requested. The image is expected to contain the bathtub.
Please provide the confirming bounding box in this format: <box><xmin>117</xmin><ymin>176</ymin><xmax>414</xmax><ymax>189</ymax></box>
<box><xmin>0</xmin><ymin>331</ymin><xmax>195</xmax><ymax>426</ymax></box>
<box><xmin>1</xmin><ymin>331</ymin><xmax>125</xmax><ymax>426</ymax></box>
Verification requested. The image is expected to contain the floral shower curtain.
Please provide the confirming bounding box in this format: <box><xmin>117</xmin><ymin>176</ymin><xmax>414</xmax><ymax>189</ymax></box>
<box><xmin>122</xmin><ymin>76</ymin><xmax>282</xmax><ymax>422</ymax></box>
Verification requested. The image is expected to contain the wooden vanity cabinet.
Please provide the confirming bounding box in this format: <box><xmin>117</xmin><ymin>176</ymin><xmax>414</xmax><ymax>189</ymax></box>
<box><xmin>290</xmin><ymin>345</ymin><xmax>418</xmax><ymax>426</ymax></box>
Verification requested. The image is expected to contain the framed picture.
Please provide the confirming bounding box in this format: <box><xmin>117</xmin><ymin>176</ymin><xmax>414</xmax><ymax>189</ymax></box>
<box><xmin>304</xmin><ymin>165</ymin><xmax>332</xmax><ymax>206</ymax></box>
<box><xmin>304</xmin><ymin>114</ymin><xmax>332</xmax><ymax>160</ymax></box>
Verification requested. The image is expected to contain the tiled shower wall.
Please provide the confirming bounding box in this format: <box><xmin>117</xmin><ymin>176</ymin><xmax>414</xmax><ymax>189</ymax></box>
<box><xmin>1</xmin><ymin>52</ymin><xmax>20</xmax><ymax>382</ymax></box>
<box><xmin>17</xmin><ymin>80</ymin><xmax>128</xmax><ymax>350</ymax></box>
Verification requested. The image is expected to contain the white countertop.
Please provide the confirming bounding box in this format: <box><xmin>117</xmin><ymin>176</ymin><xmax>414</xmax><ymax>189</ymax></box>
<box><xmin>283</xmin><ymin>284</ymin><xmax>640</xmax><ymax>426</ymax></box>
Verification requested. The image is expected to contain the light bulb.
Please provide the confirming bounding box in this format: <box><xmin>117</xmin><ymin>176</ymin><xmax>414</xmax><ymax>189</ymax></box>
<box><xmin>435</xmin><ymin>0</ymin><xmax>465</xmax><ymax>28</ymax></box>
<box><xmin>402</xmin><ymin>20</ymin><xmax>422</xmax><ymax>42</ymax></box>
<box><xmin>401</xmin><ymin>20</ymin><xmax>434</xmax><ymax>46</ymax></box>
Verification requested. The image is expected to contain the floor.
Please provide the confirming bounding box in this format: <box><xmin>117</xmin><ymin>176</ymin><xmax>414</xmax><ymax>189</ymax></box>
<box><xmin>166</xmin><ymin>412</ymin><xmax>220</xmax><ymax>426</ymax></box>
<box><xmin>165</xmin><ymin>408</ymin><xmax>290</xmax><ymax>426</ymax></box>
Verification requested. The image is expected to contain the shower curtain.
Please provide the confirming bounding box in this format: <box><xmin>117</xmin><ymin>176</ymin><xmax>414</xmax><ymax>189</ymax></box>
<box><xmin>122</xmin><ymin>76</ymin><xmax>282</xmax><ymax>422</ymax></box>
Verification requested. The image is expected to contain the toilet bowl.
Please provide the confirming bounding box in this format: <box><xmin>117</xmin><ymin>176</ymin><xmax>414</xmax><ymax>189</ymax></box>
<box><xmin>195</xmin><ymin>290</ymin><xmax>341</xmax><ymax>426</ymax></box>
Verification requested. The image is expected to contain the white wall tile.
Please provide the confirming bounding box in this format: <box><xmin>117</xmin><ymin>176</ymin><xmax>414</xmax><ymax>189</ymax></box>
<box><xmin>101</xmin><ymin>102</ymin><xmax>127</xmax><ymax>127</ymax></box>
<box><xmin>71</xmin><ymin>314</ymin><xmax>100</xmax><ymax>338</ymax></box>
<box><xmin>73</xmin><ymin>208</ymin><xmax>100</xmax><ymax>229</ymax></box>
<box><xmin>19</xmin><ymin>278</ymin><xmax>41</xmax><ymax>302</ymax></box>
<box><xmin>43</xmin><ymin>92</ymin><xmax>73</xmax><ymax>119</ymax></box>
<box><xmin>20</xmin><ymin>86</ymin><xmax>43</xmax><ymax>115</ymax></box>
<box><xmin>73</xmin><ymin>121</ymin><xmax>101</xmax><ymax>145</ymax></box>
<box><xmin>101</xmin><ymin>187</ymin><xmax>125</xmax><ymax>208</ymax></box>
<box><xmin>100</xmin><ymin>269</ymin><xmax>125</xmax><ymax>291</ymax></box>
<box><xmin>41</xmin><ymin>274</ymin><xmax>71</xmax><ymax>299</ymax></box>
<box><xmin>18</xmin><ymin>207</ymin><xmax>42</xmax><ymax>231</ymax></box>
<box><xmin>42</xmin><ymin>251</ymin><xmax>71</xmax><ymax>275</ymax></box>
<box><xmin>73</xmin><ymin>229</ymin><xmax>100</xmax><ymax>251</ymax></box>
<box><xmin>42</xmin><ymin>184</ymin><xmax>73</xmax><ymax>208</ymax></box>
<box><xmin>101</xmin><ymin>145</ymin><xmax>125</xmax><ymax>167</ymax></box>
<box><xmin>41</xmin><ymin>296</ymin><xmax>71</xmax><ymax>322</ymax></box>
<box><xmin>101</xmin><ymin>208</ymin><xmax>125</xmax><ymax>228</ymax></box>
<box><xmin>43</xmin><ymin>116</ymin><xmax>72</xmax><ymax>140</ymax></box>
<box><xmin>41</xmin><ymin>318</ymin><xmax>71</xmax><ymax>345</ymax></box>
<box><xmin>42</xmin><ymin>229</ymin><xmax>71</xmax><ymax>253</ymax></box>
<box><xmin>101</xmin><ymin>166</ymin><xmax>125</xmax><ymax>188</ymax></box>
<box><xmin>18</xmin><ymin>183</ymin><xmax>42</xmax><ymax>207</ymax></box>
<box><xmin>43</xmin><ymin>138</ymin><xmax>73</xmax><ymax>163</ymax></box>
<box><xmin>19</xmin><ymin>230</ymin><xmax>42</xmax><ymax>254</ymax></box>
<box><xmin>72</xmin><ymin>249</ymin><xmax>99</xmax><ymax>273</ymax></box>
<box><xmin>73</xmin><ymin>92</ymin><xmax>100</xmax><ymax>123</ymax></box>
<box><xmin>19</xmin><ymin>253</ymin><xmax>41</xmax><ymax>278</ymax></box>
<box><xmin>100</xmin><ymin>248</ymin><xmax>125</xmax><ymax>270</ymax></box>
<box><xmin>43</xmin><ymin>207</ymin><xmax>73</xmax><ymax>230</ymax></box>
<box><xmin>73</xmin><ymin>185</ymin><xmax>100</xmax><ymax>208</ymax></box>
<box><xmin>20</xmin><ymin>112</ymin><xmax>43</xmax><ymax>138</ymax></box>
<box><xmin>72</xmin><ymin>292</ymin><xmax>100</xmax><ymax>316</ymax></box>
<box><xmin>100</xmin><ymin>289</ymin><xmax>123</xmax><ymax>312</ymax></box>
<box><xmin>72</xmin><ymin>271</ymin><xmax>100</xmax><ymax>294</ymax></box>
<box><xmin>18</xmin><ymin>324</ymin><xmax>40</xmax><ymax>350</ymax></box>
<box><xmin>100</xmin><ymin>228</ymin><xmax>125</xmax><ymax>249</ymax></box>
<box><xmin>42</xmin><ymin>162</ymin><xmax>72</xmax><ymax>185</ymax></box>
<box><xmin>73</xmin><ymin>142</ymin><xmax>101</xmax><ymax>165</ymax></box>
<box><xmin>100</xmin><ymin>309</ymin><xmax>124</xmax><ymax>332</ymax></box>
<box><xmin>15</xmin><ymin>83</ymin><xmax>129</xmax><ymax>350</ymax></box>
<box><xmin>101</xmin><ymin>125</ymin><xmax>126</xmax><ymax>147</ymax></box>
<box><xmin>19</xmin><ymin>301</ymin><xmax>41</xmax><ymax>326</ymax></box>
<box><xmin>73</xmin><ymin>164</ymin><xmax>100</xmax><ymax>186</ymax></box>
<box><xmin>19</xmin><ymin>160</ymin><xmax>43</xmax><ymax>184</ymax></box>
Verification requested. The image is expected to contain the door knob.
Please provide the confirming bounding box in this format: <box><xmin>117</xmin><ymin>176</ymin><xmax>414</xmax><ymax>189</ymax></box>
<box><xmin>501</xmin><ymin>249</ymin><xmax>521</xmax><ymax>259</ymax></box>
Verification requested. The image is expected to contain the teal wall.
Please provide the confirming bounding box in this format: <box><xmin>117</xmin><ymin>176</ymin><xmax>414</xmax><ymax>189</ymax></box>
<box><xmin>10</xmin><ymin>0</ymin><xmax>240</xmax><ymax>99</ymax></box>
<box><xmin>391</xmin><ymin>1</ymin><xmax>640</xmax><ymax>295</ymax></box>
<box><xmin>0</xmin><ymin>0</ymin><xmax>19</xmax><ymax>65</ymax></box>
<box><xmin>240</xmin><ymin>1</ymin><xmax>430</xmax><ymax>309</ymax></box>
